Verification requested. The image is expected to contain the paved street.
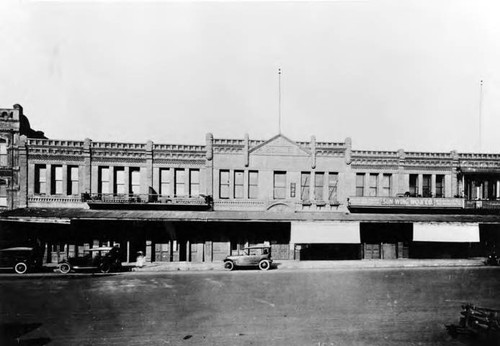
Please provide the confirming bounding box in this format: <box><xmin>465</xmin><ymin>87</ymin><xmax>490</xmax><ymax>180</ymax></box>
<box><xmin>1</xmin><ymin>267</ymin><xmax>499</xmax><ymax>346</ymax></box>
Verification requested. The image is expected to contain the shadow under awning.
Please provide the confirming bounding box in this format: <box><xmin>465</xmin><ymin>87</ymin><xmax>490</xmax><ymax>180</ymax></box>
<box><xmin>291</xmin><ymin>221</ymin><xmax>361</xmax><ymax>244</ymax></box>
<box><xmin>413</xmin><ymin>222</ymin><xmax>480</xmax><ymax>242</ymax></box>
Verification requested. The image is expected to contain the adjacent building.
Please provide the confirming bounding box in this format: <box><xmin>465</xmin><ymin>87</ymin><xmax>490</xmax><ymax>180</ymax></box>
<box><xmin>1</xmin><ymin>104</ymin><xmax>499</xmax><ymax>264</ymax></box>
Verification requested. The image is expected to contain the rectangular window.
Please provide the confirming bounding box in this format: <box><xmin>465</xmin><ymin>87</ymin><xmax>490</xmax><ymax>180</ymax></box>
<box><xmin>422</xmin><ymin>174</ymin><xmax>431</xmax><ymax>197</ymax></box>
<box><xmin>68</xmin><ymin>166</ymin><xmax>79</xmax><ymax>195</ymax></box>
<box><xmin>409</xmin><ymin>174</ymin><xmax>418</xmax><ymax>197</ymax></box>
<box><xmin>328</xmin><ymin>172</ymin><xmax>338</xmax><ymax>202</ymax></box>
<box><xmin>190</xmin><ymin>169</ymin><xmax>200</xmax><ymax>197</ymax></box>
<box><xmin>356</xmin><ymin>173</ymin><xmax>365</xmax><ymax>197</ymax></box>
<box><xmin>234</xmin><ymin>170</ymin><xmax>244</xmax><ymax>199</ymax></box>
<box><xmin>35</xmin><ymin>165</ymin><xmax>47</xmax><ymax>194</ymax></box>
<box><xmin>130</xmin><ymin>168</ymin><xmax>141</xmax><ymax>195</ymax></box>
<box><xmin>0</xmin><ymin>139</ymin><xmax>7</xmax><ymax>166</ymax></box>
<box><xmin>273</xmin><ymin>171</ymin><xmax>286</xmax><ymax>199</ymax></box>
<box><xmin>51</xmin><ymin>165</ymin><xmax>63</xmax><ymax>195</ymax></box>
<box><xmin>160</xmin><ymin>168</ymin><xmax>170</xmax><ymax>196</ymax></box>
<box><xmin>369</xmin><ymin>173</ymin><xmax>378</xmax><ymax>197</ymax></box>
<box><xmin>114</xmin><ymin>167</ymin><xmax>125</xmax><ymax>195</ymax></box>
<box><xmin>301</xmin><ymin>172</ymin><xmax>310</xmax><ymax>201</ymax></box>
<box><xmin>0</xmin><ymin>179</ymin><xmax>8</xmax><ymax>207</ymax></box>
<box><xmin>99</xmin><ymin>167</ymin><xmax>110</xmax><ymax>194</ymax></box>
<box><xmin>435</xmin><ymin>175</ymin><xmax>445</xmax><ymax>198</ymax></box>
<box><xmin>175</xmin><ymin>169</ymin><xmax>185</xmax><ymax>196</ymax></box>
<box><xmin>315</xmin><ymin>172</ymin><xmax>324</xmax><ymax>201</ymax></box>
<box><xmin>248</xmin><ymin>171</ymin><xmax>259</xmax><ymax>199</ymax></box>
<box><xmin>219</xmin><ymin>170</ymin><xmax>230</xmax><ymax>199</ymax></box>
<box><xmin>381</xmin><ymin>174</ymin><xmax>391</xmax><ymax>197</ymax></box>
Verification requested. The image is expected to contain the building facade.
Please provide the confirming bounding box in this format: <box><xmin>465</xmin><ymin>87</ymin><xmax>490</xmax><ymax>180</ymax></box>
<box><xmin>1</xmin><ymin>104</ymin><xmax>500</xmax><ymax>264</ymax></box>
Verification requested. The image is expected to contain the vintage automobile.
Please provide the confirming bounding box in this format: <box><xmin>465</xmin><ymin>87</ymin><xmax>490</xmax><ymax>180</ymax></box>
<box><xmin>58</xmin><ymin>246</ymin><xmax>122</xmax><ymax>274</ymax></box>
<box><xmin>446</xmin><ymin>303</ymin><xmax>500</xmax><ymax>342</ymax></box>
<box><xmin>223</xmin><ymin>246</ymin><xmax>272</xmax><ymax>271</ymax></box>
<box><xmin>0</xmin><ymin>246</ymin><xmax>43</xmax><ymax>274</ymax></box>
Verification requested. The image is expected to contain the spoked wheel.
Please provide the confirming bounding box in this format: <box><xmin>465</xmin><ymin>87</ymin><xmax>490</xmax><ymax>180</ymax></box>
<box><xmin>14</xmin><ymin>262</ymin><xmax>28</xmax><ymax>274</ymax></box>
<box><xmin>224</xmin><ymin>261</ymin><xmax>234</xmax><ymax>271</ymax></box>
<box><xmin>59</xmin><ymin>262</ymin><xmax>71</xmax><ymax>274</ymax></box>
<box><xmin>258</xmin><ymin>260</ymin><xmax>271</xmax><ymax>271</ymax></box>
<box><xmin>99</xmin><ymin>263</ymin><xmax>111</xmax><ymax>273</ymax></box>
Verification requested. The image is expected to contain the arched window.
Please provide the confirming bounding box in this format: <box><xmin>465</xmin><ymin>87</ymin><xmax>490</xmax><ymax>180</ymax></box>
<box><xmin>0</xmin><ymin>179</ymin><xmax>8</xmax><ymax>207</ymax></box>
<box><xmin>0</xmin><ymin>137</ymin><xmax>7</xmax><ymax>166</ymax></box>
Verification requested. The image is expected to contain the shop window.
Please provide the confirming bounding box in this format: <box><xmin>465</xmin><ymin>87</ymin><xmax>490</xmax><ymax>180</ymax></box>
<box><xmin>328</xmin><ymin>172</ymin><xmax>338</xmax><ymax>202</ymax></box>
<box><xmin>0</xmin><ymin>138</ymin><xmax>7</xmax><ymax>166</ymax></box>
<box><xmin>0</xmin><ymin>179</ymin><xmax>7</xmax><ymax>207</ymax></box>
<box><xmin>160</xmin><ymin>168</ymin><xmax>170</xmax><ymax>196</ymax></box>
<box><xmin>190</xmin><ymin>169</ymin><xmax>200</xmax><ymax>197</ymax></box>
<box><xmin>248</xmin><ymin>171</ymin><xmax>259</xmax><ymax>199</ymax></box>
<box><xmin>315</xmin><ymin>172</ymin><xmax>324</xmax><ymax>201</ymax></box>
<box><xmin>234</xmin><ymin>170</ymin><xmax>244</xmax><ymax>199</ymax></box>
<box><xmin>301</xmin><ymin>172</ymin><xmax>310</xmax><ymax>201</ymax></box>
<box><xmin>51</xmin><ymin>165</ymin><xmax>63</xmax><ymax>195</ymax></box>
<box><xmin>409</xmin><ymin>174</ymin><xmax>418</xmax><ymax>197</ymax></box>
<box><xmin>130</xmin><ymin>168</ymin><xmax>141</xmax><ymax>195</ymax></box>
<box><xmin>219</xmin><ymin>170</ymin><xmax>230</xmax><ymax>199</ymax></box>
<box><xmin>114</xmin><ymin>167</ymin><xmax>125</xmax><ymax>195</ymax></box>
<box><xmin>67</xmin><ymin>166</ymin><xmax>79</xmax><ymax>196</ymax></box>
<box><xmin>435</xmin><ymin>175</ymin><xmax>445</xmax><ymax>198</ymax></box>
<box><xmin>98</xmin><ymin>167</ymin><xmax>110</xmax><ymax>194</ymax></box>
<box><xmin>422</xmin><ymin>174</ymin><xmax>431</xmax><ymax>197</ymax></box>
<box><xmin>175</xmin><ymin>169</ymin><xmax>185</xmax><ymax>197</ymax></box>
<box><xmin>381</xmin><ymin>174</ymin><xmax>391</xmax><ymax>197</ymax></box>
<box><xmin>273</xmin><ymin>171</ymin><xmax>286</xmax><ymax>199</ymax></box>
<box><xmin>35</xmin><ymin>165</ymin><xmax>47</xmax><ymax>194</ymax></box>
<box><xmin>356</xmin><ymin>173</ymin><xmax>365</xmax><ymax>197</ymax></box>
<box><xmin>369</xmin><ymin>173</ymin><xmax>378</xmax><ymax>197</ymax></box>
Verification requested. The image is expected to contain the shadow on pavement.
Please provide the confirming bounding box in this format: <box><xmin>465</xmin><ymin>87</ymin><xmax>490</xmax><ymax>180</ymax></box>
<box><xmin>0</xmin><ymin>322</ymin><xmax>51</xmax><ymax>345</ymax></box>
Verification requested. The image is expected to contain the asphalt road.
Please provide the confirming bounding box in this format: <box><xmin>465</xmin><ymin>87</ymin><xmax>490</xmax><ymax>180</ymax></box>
<box><xmin>1</xmin><ymin>267</ymin><xmax>500</xmax><ymax>346</ymax></box>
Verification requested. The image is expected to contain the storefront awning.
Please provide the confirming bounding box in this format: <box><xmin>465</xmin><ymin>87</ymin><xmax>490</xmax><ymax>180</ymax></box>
<box><xmin>290</xmin><ymin>221</ymin><xmax>360</xmax><ymax>244</ymax></box>
<box><xmin>413</xmin><ymin>222</ymin><xmax>480</xmax><ymax>242</ymax></box>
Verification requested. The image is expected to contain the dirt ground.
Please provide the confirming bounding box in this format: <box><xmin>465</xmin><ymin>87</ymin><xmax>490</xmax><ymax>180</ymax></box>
<box><xmin>1</xmin><ymin>267</ymin><xmax>499</xmax><ymax>345</ymax></box>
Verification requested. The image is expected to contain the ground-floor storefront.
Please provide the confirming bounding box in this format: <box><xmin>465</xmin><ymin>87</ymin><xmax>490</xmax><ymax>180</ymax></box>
<box><xmin>1</xmin><ymin>209</ymin><xmax>500</xmax><ymax>263</ymax></box>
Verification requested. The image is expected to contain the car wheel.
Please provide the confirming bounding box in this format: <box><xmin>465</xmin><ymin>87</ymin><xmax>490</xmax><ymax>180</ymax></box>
<box><xmin>59</xmin><ymin>262</ymin><xmax>71</xmax><ymax>274</ymax></box>
<box><xmin>99</xmin><ymin>263</ymin><xmax>111</xmax><ymax>273</ymax></box>
<box><xmin>224</xmin><ymin>261</ymin><xmax>234</xmax><ymax>271</ymax></box>
<box><xmin>258</xmin><ymin>259</ymin><xmax>271</xmax><ymax>271</ymax></box>
<box><xmin>14</xmin><ymin>262</ymin><xmax>28</xmax><ymax>274</ymax></box>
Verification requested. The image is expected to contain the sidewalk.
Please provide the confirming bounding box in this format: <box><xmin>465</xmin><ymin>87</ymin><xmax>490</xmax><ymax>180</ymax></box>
<box><xmin>130</xmin><ymin>258</ymin><xmax>487</xmax><ymax>272</ymax></box>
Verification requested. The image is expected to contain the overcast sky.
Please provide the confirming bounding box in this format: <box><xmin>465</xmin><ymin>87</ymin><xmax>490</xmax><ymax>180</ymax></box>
<box><xmin>1</xmin><ymin>0</ymin><xmax>499</xmax><ymax>153</ymax></box>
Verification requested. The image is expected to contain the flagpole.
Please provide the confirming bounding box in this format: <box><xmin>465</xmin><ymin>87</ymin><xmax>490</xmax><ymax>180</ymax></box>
<box><xmin>479</xmin><ymin>80</ymin><xmax>483</xmax><ymax>151</ymax></box>
<box><xmin>278</xmin><ymin>68</ymin><xmax>282</xmax><ymax>134</ymax></box>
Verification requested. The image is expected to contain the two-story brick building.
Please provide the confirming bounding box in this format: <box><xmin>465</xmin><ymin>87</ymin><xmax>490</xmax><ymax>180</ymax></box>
<box><xmin>1</xmin><ymin>104</ymin><xmax>499</xmax><ymax>264</ymax></box>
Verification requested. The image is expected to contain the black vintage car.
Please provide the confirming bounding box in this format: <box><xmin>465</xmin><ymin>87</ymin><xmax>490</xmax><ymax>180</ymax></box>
<box><xmin>0</xmin><ymin>247</ymin><xmax>43</xmax><ymax>274</ymax></box>
<box><xmin>223</xmin><ymin>246</ymin><xmax>273</xmax><ymax>271</ymax></box>
<box><xmin>58</xmin><ymin>246</ymin><xmax>122</xmax><ymax>274</ymax></box>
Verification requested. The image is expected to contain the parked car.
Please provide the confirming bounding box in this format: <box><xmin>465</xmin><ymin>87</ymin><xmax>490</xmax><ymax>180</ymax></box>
<box><xmin>0</xmin><ymin>246</ymin><xmax>43</xmax><ymax>274</ymax></box>
<box><xmin>223</xmin><ymin>246</ymin><xmax>272</xmax><ymax>271</ymax></box>
<box><xmin>58</xmin><ymin>246</ymin><xmax>122</xmax><ymax>274</ymax></box>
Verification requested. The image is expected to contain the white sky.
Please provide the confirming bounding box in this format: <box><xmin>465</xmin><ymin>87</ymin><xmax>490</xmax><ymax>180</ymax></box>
<box><xmin>1</xmin><ymin>0</ymin><xmax>499</xmax><ymax>153</ymax></box>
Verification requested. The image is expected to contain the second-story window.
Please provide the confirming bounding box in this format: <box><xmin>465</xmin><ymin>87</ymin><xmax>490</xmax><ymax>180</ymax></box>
<box><xmin>369</xmin><ymin>173</ymin><xmax>378</xmax><ymax>197</ymax></box>
<box><xmin>436</xmin><ymin>175</ymin><xmax>445</xmax><ymax>198</ymax></box>
<box><xmin>356</xmin><ymin>173</ymin><xmax>365</xmax><ymax>197</ymax></box>
<box><xmin>328</xmin><ymin>172</ymin><xmax>338</xmax><ymax>202</ymax></box>
<box><xmin>409</xmin><ymin>174</ymin><xmax>418</xmax><ymax>197</ymax></box>
<box><xmin>175</xmin><ymin>169</ymin><xmax>185</xmax><ymax>197</ymax></box>
<box><xmin>422</xmin><ymin>174</ymin><xmax>431</xmax><ymax>197</ymax></box>
<box><xmin>51</xmin><ymin>165</ymin><xmax>63</xmax><ymax>195</ymax></box>
<box><xmin>248</xmin><ymin>171</ymin><xmax>259</xmax><ymax>199</ymax></box>
<box><xmin>273</xmin><ymin>171</ymin><xmax>286</xmax><ymax>199</ymax></box>
<box><xmin>114</xmin><ymin>167</ymin><xmax>125</xmax><ymax>195</ymax></box>
<box><xmin>160</xmin><ymin>168</ymin><xmax>170</xmax><ymax>196</ymax></box>
<box><xmin>35</xmin><ymin>165</ymin><xmax>47</xmax><ymax>194</ymax></box>
<box><xmin>68</xmin><ymin>166</ymin><xmax>79</xmax><ymax>196</ymax></box>
<box><xmin>0</xmin><ymin>138</ymin><xmax>7</xmax><ymax>166</ymax></box>
<box><xmin>234</xmin><ymin>170</ymin><xmax>244</xmax><ymax>199</ymax></box>
<box><xmin>98</xmin><ymin>167</ymin><xmax>110</xmax><ymax>194</ymax></box>
<box><xmin>315</xmin><ymin>172</ymin><xmax>324</xmax><ymax>201</ymax></box>
<box><xmin>190</xmin><ymin>169</ymin><xmax>200</xmax><ymax>197</ymax></box>
<box><xmin>130</xmin><ymin>168</ymin><xmax>141</xmax><ymax>195</ymax></box>
<box><xmin>301</xmin><ymin>172</ymin><xmax>310</xmax><ymax>201</ymax></box>
<box><xmin>381</xmin><ymin>174</ymin><xmax>391</xmax><ymax>197</ymax></box>
<box><xmin>219</xmin><ymin>170</ymin><xmax>230</xmax><ymax>199</ymax></box>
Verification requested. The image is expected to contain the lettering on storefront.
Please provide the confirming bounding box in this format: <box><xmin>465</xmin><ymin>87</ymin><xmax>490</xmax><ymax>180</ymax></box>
<box><xmin>380</xmin><ymin>198</ymin><xmax>436</xmax><ymax>207</ymax></box>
